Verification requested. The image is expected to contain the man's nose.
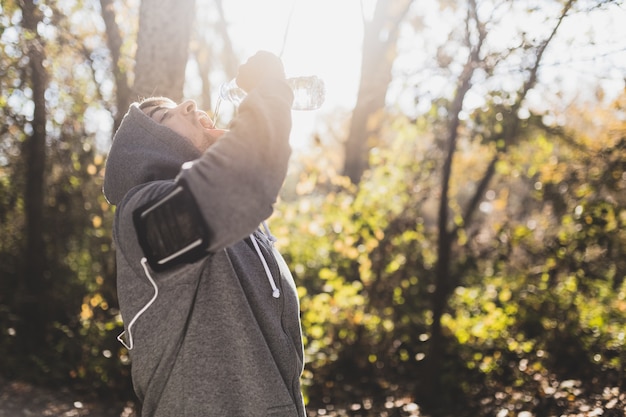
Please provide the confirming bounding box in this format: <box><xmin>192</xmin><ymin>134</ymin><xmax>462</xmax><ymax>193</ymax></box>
<box><xmin>177</xmin><ymin>99</ymin><xmax>197</xmax><ymax>114</ymax></box>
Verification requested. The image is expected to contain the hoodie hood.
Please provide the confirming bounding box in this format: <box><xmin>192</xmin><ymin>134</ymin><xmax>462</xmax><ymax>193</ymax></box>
<box><xmin>103</xmin><ymin>104</ymin><xmax>201</xmax><ymax>205</ymax></box>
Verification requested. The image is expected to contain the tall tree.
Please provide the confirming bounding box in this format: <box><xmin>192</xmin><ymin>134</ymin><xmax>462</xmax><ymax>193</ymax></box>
<box><xmin>342</xmin><ymin>0</ymin><xmax>413</xmax><ymax>184</ymax></box>
<box><xmin>133</xmin><ymin>0</ymin><xmax>196</xmax><ymax>101</ymax></box>
<box><xmin>422</xmin><ymin>0</ymin><xmax>576</xmax><ymax>404</ymax></box>
<box><xmin>1</xmin><ymin>0</ymin><xmax>135</xmax><ymax>393</ymax></box>
<box><xmin>18</xmin><ymin>0</ymin><xmax>49</xmax><ymax>353</ymax></box>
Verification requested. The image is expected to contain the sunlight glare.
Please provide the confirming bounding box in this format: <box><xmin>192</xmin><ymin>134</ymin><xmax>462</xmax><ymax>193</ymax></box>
<box><xmin>220</xmin><ymin>0</ymin><xmax>369</xmax><ymax>149</ymax></box>
<box><xmin>223</xmin><ymin>0</ymin><xmax>366</xmax><ymax>107</ymax></box>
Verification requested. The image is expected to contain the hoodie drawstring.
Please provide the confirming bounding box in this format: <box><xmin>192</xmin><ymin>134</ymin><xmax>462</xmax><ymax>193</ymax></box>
<box><xmin>262</xmin><ymin>221</ymin><xmax>277</xmax><ymax>244</ymax></box>
<box><xmin>251</xmin><ymin>221</ymin><xmax>280</xmax><ymax>298</ymax></box>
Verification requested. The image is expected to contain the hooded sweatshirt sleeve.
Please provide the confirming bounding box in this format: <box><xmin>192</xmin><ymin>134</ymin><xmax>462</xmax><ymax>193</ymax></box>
<box><xmin>178</xmin><ymin>77</ymin><xmax>294</xmax><ymax>252</ymax></box>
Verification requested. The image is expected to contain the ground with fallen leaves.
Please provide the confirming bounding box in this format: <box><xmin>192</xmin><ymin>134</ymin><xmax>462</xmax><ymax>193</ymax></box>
<box><xmin>0</xmin><ymin>377</ymin><xmax>136</xmax><ymax>417</ymax></box>
<box><xmin>1</xmin><ymin>375</ymin><xmax>625</xmax><ymax>417</ymax></box>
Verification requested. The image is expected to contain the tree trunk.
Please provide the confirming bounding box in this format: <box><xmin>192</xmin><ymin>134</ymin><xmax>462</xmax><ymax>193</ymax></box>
<box><xmin>100</xmin><ymin>0</ymin><xmax>132</xmax><ymax>130</ymax></box>
<box><xmin>342</xmin><ymin>0</ymin><xmax>413</xmax><ymax>185</ymax></box>
<box><xmin>423</xmin><ymin>54</ymin><xmax>477</xmax><ymax>408</ymax></box>
<box><xmin>418</xmin><ymin>1</ymin><xmax>485</xmax><ymax>409</ymax></box>
<box><xmin>19</xmin><ymin>0</ymin><xmax>48</xmax><ymax>353</ymax></box>
<box><xmin>191</xmin><ymin>0</ymin><xmax>238</xmax><ymax>113</ymax></box>
<box><xmin>133</xmin><ymin>0</ymin><xmax>196</xmax><ymax>101</ymax></box>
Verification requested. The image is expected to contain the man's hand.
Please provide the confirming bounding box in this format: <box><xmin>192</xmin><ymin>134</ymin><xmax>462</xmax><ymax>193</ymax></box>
<box><xmin>235</xmin><ymin>51</ymin><xmax>286</xmax><ymax>93</ymax></box>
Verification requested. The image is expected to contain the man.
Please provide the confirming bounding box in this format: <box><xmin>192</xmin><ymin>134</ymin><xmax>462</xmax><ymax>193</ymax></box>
<box><xmin>103</xmin><ymin>51</ymin><xmax>305</xmax><ymax>417</ymax></box>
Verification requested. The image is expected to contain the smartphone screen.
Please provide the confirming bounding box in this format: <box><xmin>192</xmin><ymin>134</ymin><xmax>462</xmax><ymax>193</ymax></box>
<box><xmin>133</xmin><ymin>181</ymin><xmax>210</xmax><ymax>271</ymax></box>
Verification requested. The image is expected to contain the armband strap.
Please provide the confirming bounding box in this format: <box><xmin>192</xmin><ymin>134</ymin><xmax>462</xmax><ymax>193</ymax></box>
<box><xmin>133</xmin><ymin>179</ymin><xmax>210</xmax><ymax>271</ymax></box>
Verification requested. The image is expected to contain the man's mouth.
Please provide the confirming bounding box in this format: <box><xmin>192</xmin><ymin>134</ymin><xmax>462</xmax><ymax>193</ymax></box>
<box><xmin>196</xmin><ymin>111</ymin><xmax>226</xmax><ymax>140</ymax></box>
<box><xmin>197</xmin><ymin>111</ymin><xmax>215</xmax><ymax>129</ymax></box>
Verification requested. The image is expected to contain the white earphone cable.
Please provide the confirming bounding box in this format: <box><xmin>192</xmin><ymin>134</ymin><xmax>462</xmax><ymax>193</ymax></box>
<box><xmin>117</xmin><ymin>257</ymin><xmax>159</xmax><ymax>350</ymax></box>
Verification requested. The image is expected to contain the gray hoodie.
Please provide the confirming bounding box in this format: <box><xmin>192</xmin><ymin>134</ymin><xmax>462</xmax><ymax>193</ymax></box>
<box><xmin>103</xmin><ymin>79</ymin><xmax>305</xmax><ymax>417</ymax></box>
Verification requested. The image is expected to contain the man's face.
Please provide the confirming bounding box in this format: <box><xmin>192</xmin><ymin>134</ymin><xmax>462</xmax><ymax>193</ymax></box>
<box><xmin>142</xmin><ymin>99</ymin><xmax>224</xmax><ymax>152</ymax></box>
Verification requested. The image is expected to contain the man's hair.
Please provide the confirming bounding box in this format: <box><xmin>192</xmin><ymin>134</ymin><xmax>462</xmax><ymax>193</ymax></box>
<box><xmin>138</xmin><ymin>97</ymin><xmax>176</xmax><ymax>112</ymax></box>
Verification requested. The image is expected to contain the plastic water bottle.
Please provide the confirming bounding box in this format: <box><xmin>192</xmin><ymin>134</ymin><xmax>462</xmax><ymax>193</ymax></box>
<box><xmin>219</xmin><ymin>75</ymin><xmax>325</xmax><ymax>110</ymax></box>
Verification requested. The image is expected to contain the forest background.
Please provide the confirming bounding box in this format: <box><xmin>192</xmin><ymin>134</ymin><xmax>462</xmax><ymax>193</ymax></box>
<box><xmin>1</xmin><ymin>0</ymin><xmax>625</xmax><ymax>416</ymax></box>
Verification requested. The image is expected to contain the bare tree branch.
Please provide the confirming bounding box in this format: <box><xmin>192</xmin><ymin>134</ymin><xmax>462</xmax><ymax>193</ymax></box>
<box><xmin>99</xmin><ymin>0</ymin><xmax>132</xmax><ymax>130</ymax></box>
<box><xmin>455</xmin><ymin>0</ymin><xmax>577</xmax><ymax>235</ymax></box>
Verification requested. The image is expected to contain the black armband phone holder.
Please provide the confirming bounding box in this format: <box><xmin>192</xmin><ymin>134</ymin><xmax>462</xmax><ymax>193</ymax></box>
<box><xmin>133</xmin><ymin>179</ymin><xmax>211</xmax><ymax>271</ymax></box>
